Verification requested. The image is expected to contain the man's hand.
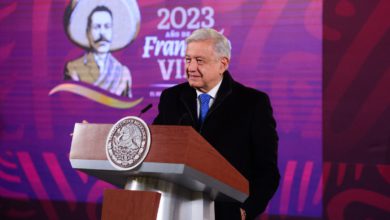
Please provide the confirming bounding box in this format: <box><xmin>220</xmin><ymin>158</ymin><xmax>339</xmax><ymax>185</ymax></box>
<box><xmin>240</xmin><ymin>208</ymin><xmax>246</xmax><ymax>220</ymax></box>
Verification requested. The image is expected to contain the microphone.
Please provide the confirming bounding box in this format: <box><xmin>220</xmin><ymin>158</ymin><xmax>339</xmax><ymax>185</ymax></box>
<box><xmin>138</xmin><ymin>104</ymin><xmax>153</xmax><ymax>117</ymax></box>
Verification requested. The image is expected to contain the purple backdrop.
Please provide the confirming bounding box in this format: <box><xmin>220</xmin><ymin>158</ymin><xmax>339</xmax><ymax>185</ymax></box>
<box><xmin>0</xmin><ymin>0</ymin><xmax>322</xmax><ymax>219</ymax></box>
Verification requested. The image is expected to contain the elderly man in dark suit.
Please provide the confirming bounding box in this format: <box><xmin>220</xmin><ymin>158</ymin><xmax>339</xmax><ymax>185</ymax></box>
<box><xmin>153</xmin><ymin>28</ymin><xmax>280</xmax><ymax>220</ymax></box>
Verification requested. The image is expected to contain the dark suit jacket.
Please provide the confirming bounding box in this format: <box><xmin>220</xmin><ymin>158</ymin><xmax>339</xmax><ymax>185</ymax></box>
<box><xmin>153</xmin><ymin>71</ymin><xmax>280</xmax><ymax>220</ymax></box>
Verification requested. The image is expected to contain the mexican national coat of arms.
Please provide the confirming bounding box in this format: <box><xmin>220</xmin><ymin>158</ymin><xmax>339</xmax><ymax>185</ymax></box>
<box><xmin>106</xmin><ymin>116</ymin><xmax>151</xmax><ymax>170</ymax></box>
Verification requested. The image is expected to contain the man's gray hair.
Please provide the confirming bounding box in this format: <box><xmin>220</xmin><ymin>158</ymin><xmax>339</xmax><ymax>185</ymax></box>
<box><xmin>185</xmin><ymin>28</ymin><xmax>231</xmax><ymax>59</ymax></box>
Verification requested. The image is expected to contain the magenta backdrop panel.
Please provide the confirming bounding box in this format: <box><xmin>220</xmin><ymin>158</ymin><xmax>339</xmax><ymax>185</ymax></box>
<box><xmin>0</xmin><ymin>0</ymin><xmax>322</xmax><ymax>219</ymax></box>
<box><xmin>324</xmin><ymin>0</ymin><xmax>390</xmax><ymax>219</ymax></box>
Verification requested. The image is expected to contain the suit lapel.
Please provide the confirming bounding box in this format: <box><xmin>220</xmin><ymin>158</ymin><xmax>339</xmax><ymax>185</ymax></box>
<box><xmin>180</xmin><ymin>84</ymin><xmax>197</xmax><ymax>126</ymax></box>
<box><xmin>207</xmin><ymin>71</ymin><xmax>233</xmax><ymax>117</ymax></box>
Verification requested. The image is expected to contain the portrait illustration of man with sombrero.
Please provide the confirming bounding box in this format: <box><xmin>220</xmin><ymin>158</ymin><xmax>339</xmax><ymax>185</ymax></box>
<box><xmin>64</xmin><ymin>0</ymin><xmax>140</xmax><ymax>98</ymax></box>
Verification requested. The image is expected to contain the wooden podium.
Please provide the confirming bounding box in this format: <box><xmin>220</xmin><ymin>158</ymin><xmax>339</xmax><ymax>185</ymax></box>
<box><xmin>70</xmin><ymin>123</ymin><xmax>249</xmax><ymax>220</ymax></box>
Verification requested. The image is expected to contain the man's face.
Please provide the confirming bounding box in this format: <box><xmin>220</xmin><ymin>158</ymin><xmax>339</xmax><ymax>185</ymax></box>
<box><xmin>185</xmin><ymin>40</ymin><xmax>229</xmax><ymax>93</ymax></box>
<box><xmin>87</xmin><ymin>11</ymin><xmax>113</xmax><ymax>54</ymax></box>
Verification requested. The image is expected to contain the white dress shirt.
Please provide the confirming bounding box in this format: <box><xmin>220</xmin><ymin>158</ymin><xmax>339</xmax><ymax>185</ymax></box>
<box><xmin>196</xmin><ymin>79</ymin><xmax>223</xmax><ymax>118</ymax></box>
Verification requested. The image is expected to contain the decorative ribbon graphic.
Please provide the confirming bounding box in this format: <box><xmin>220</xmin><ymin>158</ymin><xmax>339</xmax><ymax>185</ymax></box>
<box><xmin>49</xmin><ymin>83</ymin><xmax>143</xmax><ymax>109</ymax></box>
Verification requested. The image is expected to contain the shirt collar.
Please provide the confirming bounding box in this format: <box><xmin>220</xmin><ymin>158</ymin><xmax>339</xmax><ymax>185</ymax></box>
<box><xmin>196</xmin><ymin>79</ymin><xmax>223</xmax><ymax>99</ymax></box>
<box><xmin>93</xmin><ymin>53</ymin><xmax>109</xmax><ymax>70</ymax></box>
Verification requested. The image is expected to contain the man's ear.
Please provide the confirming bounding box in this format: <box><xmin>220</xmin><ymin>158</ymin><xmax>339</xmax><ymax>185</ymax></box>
<box><xmin>220</xmin><ymin>57</ymin><xmax>230</xmax><ymax>73</ymax></box>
